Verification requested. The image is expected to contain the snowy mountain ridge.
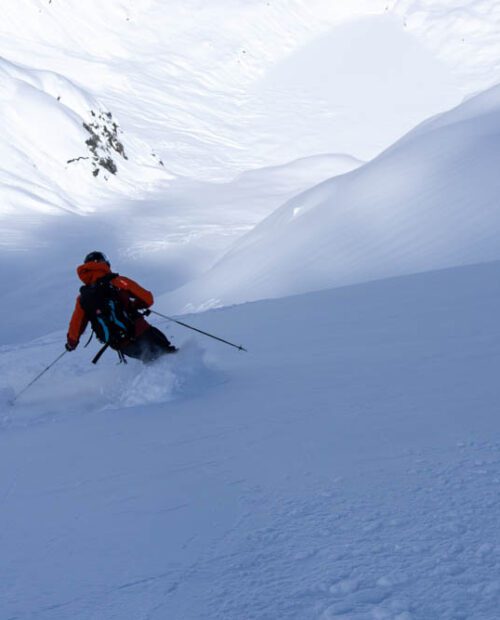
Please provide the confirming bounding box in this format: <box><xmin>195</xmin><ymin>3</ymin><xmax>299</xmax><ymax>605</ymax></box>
<box><xmin>2</xmin><ymin>0</ymin><xmax>500</xmax><ymax>210</ymax></box>
<box><xmin>163</xmin><ymin>81</ymin><xmax>500</xmax><ymax>312</ymax></box>
<box><xmin>2</xmin><ymin>0</ymin><xmax>500</xmax><ymax>328</ymax></box>
<box><xmin>1</xmin><ymin>4</ymin><xmax>500</xmax><ymax>618</ymax></box>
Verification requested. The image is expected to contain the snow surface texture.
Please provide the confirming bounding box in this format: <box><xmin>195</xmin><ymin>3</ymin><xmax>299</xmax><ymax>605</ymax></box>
<box><xmin>2</xmin><ymin>0</ymin><xmax>500</xmax><ymax>341</ymax></box>
<box><xmin>2</xmin><ymin>2</ymin><xmax>500</xmax><ymax>619</ymax></box>
<box><xmin>0</xmin><ymin>0</ymin><xmax>475</xmax><ymax>184</ymax></box>
<box><xmin>1</xmin><ymin>263</ymin><xmax>500</xmax><ymax>619</ymax></box>
<box><xmin>165</xmin><ymin>82</ymin><xmax>500</xmax><ymax>312</ymax></box>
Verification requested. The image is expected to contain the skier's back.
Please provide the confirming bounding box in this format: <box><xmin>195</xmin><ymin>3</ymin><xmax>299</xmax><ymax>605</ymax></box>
<box><xmin>66</xmin><ymin>251</ymin><xmax>177</xmax><ymax>363</ymax></box>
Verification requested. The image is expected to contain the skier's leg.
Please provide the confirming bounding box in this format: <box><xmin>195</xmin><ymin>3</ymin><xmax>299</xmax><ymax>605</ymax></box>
<box><xmin>119</xmin><ymin>339</ymin><xmax>146</xmax><ymax>361</ymax></box>
<box><xmin>148</xmin><ymin>326</ymin><xmax>177</xmax><ymax>353</ymax></box>
<box><xmin>140</xmin><ymin>326</ymin><xmax>177</xmax><ymax>362</ymax></box>
<box><xmin>121</xmin><ymin>327</ymin><xmax>176</xmax><ymax>363</ymax></box>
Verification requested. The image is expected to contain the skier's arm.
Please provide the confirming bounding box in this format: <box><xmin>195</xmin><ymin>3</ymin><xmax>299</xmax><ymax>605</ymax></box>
<box><xmin>112</xmin><ymin>276</ymin><xmax>154</xmax><ymax>309</ymax></box>
<box><xmin>67</xmin><ymin>297</ymin><xmax>88</xmax><ymax>348</ymax></box>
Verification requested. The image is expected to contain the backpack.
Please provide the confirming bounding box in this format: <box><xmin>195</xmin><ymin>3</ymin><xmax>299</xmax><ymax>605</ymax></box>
<box><xmin>79</xmin><ymin>273</ymin><xmax>136</xmax><ymax>349</ymax></box>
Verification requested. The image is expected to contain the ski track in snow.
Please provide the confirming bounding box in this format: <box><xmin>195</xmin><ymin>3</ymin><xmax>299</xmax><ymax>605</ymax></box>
<box><xmin>0</xmin><ymin>337</ymin><xmax>221</xmax><ymax>428</ymax></box>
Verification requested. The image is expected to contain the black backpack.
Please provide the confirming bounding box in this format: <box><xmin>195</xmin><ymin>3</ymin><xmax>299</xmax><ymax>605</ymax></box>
<box><xmin>79</xmin><ymin>273</ymin><xmax>136</xmax><ymax>349</ymax></box>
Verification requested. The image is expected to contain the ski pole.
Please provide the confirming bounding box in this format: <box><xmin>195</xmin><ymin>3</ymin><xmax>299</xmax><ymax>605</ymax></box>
<box><xmin>10</xmin><ymin>350</ymin><xmax>67</xmax><ymax>405</ymax></box>
<box><xmin>148</xmin><ymin>310</ymin><xmax>247</xmax><ymax>352</ymax></box>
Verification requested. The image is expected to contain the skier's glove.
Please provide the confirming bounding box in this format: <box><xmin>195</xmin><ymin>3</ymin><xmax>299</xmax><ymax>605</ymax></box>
<box><xmin>142</xmin><ymin>308</ymin><xmax>151</xmax><ymax>316</ymax></box>
<box><xmin>65</xmin><ymin>338</ymin><xmax>78</xmax><ymax>351</ymax></box>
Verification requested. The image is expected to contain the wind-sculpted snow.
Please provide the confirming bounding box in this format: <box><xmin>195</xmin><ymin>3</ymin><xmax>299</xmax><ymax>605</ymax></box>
<box><xmin>236</xmin><ymin>154</ymin><xmax>364</xmax><ymax>190</ymax></box>
<box><xmin>0</xmin><ymin>0</ymin><xmax>393</xmax><ymax>184</ymax></box>
<box><xmin>163</xmin><ymin>82</ymin><xmax>500</xmax><ymax>312</ymax></box>
<box><xmin>1</xmin><ymin>0</ymin><xmax>495</xmax><ymax>189</ymax></box>
<box><xmin>394</xmin><ymin>0</ymin><xmax>500</xmax><ymax>93</ymax></box>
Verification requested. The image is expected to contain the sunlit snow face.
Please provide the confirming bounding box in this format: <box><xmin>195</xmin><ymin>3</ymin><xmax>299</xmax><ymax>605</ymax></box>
<box><xmin>1</xmin><ymin>0</ymin><xmax>499</xmax><ymax>343</ymax></box>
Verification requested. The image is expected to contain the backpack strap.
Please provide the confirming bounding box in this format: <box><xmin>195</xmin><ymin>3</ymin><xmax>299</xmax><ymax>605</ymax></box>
<box><xmin>80</xmin><ymin>272</ymin><xmax>134</xmax><ymax>362</ymax></box>
<box><xmin>92</xmin><ymin>343</ymin><xmax>109</xmax><ymax>365</ymax></box>
<box><xmin>91</xmin><ymin>343</ymin><xmax>129</xmax><ymax>365</ymax></box>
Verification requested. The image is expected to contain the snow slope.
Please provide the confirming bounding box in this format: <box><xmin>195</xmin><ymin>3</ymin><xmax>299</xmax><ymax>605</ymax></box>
<box><xmin>394</xmin><ymin>0</ymin><xmax>500</xmax><ymax>93</ymax></box>
<box><xmin>0</xmin><ymin>152</ymin><xmax>364</xmax><ymax>346</ymax></box>
<box><xmin>163</xmin><ymin>82</ymin><xmax>500</xmax><ymax>313</ymax></box>
<box><xmin>2</xmin><ymin>5</ymin><xmax>500</xmax><ymax>617</ymax></box>
<box><xmin>2</xmin><ymin>0</ymin><xmax>500</xmax><ymax>341</ymax></box>
<box><xmin>0</xmin><ymin>55</ymin><xmax>172</xmax><ymax>217</ymax></box>
<box><xmin>1</xmin><ymin>0</ymin><xmax>495</xmax><ymax>214</ymax></box>
<box><xmin>0</xmin><ymin>0</ymin><xmax>473</xmax><ymax>183</ymax></box>
<box><xmin>1</xmin><ymin>261</ymin><xmax>500</xmax><ymax>619</ymax></box>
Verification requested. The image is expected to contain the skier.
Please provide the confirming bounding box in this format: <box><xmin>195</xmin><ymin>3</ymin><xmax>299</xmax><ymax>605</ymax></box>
<box><xmin>66</xmin><ymin>251</ymin><xmax>177</xmax><ymax>363</ymax></box>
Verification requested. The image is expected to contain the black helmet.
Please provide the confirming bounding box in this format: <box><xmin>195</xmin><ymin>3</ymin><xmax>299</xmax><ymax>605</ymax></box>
<box><xmin>84</xmin><ymin>251</ymin><xmax>110</xmax><ymax>266</ymax></box>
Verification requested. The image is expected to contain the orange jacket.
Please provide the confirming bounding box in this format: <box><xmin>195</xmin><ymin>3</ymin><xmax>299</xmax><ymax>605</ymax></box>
<box><xmin>67</xmin><ymin>262</ymin><xmax>154</xmax><ymax>347</ymax></box>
